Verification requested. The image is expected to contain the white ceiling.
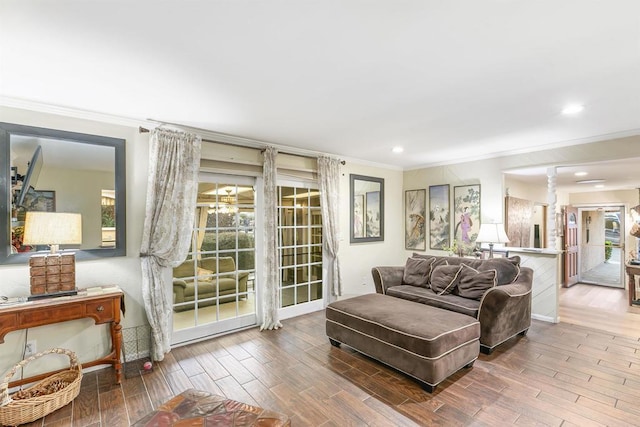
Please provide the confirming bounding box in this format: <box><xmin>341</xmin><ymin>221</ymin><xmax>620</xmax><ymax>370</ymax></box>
<box><xmin>505</xmin><ymin>157</ymin><xmax>640</xmax><ymax>194</ymax></box>
<box><xmin>1</xmin><ymin>1</ymin><xmax>639</xmax><ymax>185</ymax></box>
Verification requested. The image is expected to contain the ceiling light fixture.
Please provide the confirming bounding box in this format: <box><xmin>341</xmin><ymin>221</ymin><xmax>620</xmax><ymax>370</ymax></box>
<box><xmin>595</xmin><ymin>184</ymin><xmax>605</xmax><ymax>189</ymax></box>
<box><xmin>576</xmin><ymin>179</ymin><xmax>605</xmax><ymax>184</ymax></box>
<box><xmin>562</xmin><ymin>104</ymin><xmax>584</xmax><ymax>115</ymax></box>
<box><xmin>574</xmin><ymin>171</ymin><xmax>588</xmax><ymax>177</ymax></box>
<box><xmin>392</xmin><ymin>146</ymin><xmax>404</xmax><ymax>154</ymax></box>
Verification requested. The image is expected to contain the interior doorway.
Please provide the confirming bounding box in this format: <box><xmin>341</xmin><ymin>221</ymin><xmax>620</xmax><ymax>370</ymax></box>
<box><xmin>577</xmin><ymin>206</ymin><xmax>625</xmax><ymax>288</ymax></box>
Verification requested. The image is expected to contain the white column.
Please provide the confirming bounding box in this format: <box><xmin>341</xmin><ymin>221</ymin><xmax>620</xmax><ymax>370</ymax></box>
<box><xmin>547</xmin><ymin>167</ymin><xmax>557</xmax><ymax>249</ymax></box>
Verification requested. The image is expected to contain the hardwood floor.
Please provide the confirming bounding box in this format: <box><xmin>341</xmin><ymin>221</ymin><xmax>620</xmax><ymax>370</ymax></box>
<box><xmin>20</xmin><ymin>290</ymin><xmax>640</xmax><ymax>427</ymax></box>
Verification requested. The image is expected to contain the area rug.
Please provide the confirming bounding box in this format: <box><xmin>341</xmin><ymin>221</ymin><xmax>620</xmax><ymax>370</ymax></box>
<box><xmin>132</xmin><ymin>388</ymin><xmax>290</xmax><ymax>426</ymax></box>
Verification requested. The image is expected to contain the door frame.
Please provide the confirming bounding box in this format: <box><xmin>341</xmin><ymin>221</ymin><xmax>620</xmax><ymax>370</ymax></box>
<box><xmin>573</xmin><ymin>204</ymin><xmax>625</xmax><ymax>289</ymax></box>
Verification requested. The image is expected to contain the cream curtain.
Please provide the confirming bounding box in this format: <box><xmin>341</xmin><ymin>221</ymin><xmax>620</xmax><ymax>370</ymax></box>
<box><xmin>261</xmin><ymin>146</ymin><xmax>282</xmax><ymax>330</ymax></box>
<box><xmin>318</xmin><ymin>156</ymin><xmax>342</xmax><ymax>297</ymax></box>
<box><xmin>140</xmin><ymin>128</ymin><xmax>201</xmax><ymax>360</ymax></box>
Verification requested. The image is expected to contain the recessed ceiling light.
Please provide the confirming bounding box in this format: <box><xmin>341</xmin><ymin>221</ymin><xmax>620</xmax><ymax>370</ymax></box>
<box><xmin>392</xmin><ymin>146</ymin><xmax>404</xmax><ymax>154</ymax></box>
<box><xmin>574</xmin><ymin>171</ymin><xmax>588</xmax><ymax>177</ymax></box>
<box><xmin>576</xmin><ymin>179</ymin><xmax>605</xmax><ymax>184</ymax></box>
<box><xmin>562</xmin><ymin>104</ymin><xmax>584</xmax><ymax>115</ymax></box>
<box><xmin>595</xmin><ymin>184</ymin><xmax>605</xmax><ymax>189</ymax></box>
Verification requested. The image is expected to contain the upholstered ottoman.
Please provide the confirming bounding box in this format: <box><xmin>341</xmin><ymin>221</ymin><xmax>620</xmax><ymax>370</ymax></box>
<box><xmin>326</xmin><ymin>293</ymin><xmax>480</xmax><ymax>392</ymax></box>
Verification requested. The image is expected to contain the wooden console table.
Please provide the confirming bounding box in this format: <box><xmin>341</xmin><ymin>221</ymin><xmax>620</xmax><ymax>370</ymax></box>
<box><xmin>626</xmin><ymin>263</ymin><xmax>640</xmax><ymax>306</ymax></box>
<box><xmin>0</xmin><ymin>287</ymin><xmax>123</xmax><ymax>387</ymax></box>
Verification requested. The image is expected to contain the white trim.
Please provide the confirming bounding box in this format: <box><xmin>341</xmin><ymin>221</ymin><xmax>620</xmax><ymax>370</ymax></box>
<box><xmin>279</xmin><ymin>300</ymin><xmax>324</xmax><ymax>320</ymax></box>
<box><xmin>532</xmin><ymin>313</ymin><xmax>557</xmax><ymax>323</ymax></box>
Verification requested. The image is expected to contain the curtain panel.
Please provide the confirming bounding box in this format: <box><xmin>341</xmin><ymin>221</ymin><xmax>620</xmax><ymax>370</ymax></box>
<box><xmin>140</xmin><ymin>128</ymin><xmax>201</xmax><ymax>360</ymax></box>
<box><xmin>260</xmin><ymin>146</ymin><xmax>282</xmax><ymax>330</ymax></box>
<box><xmin>318</xmin><ymin>156</ymin><xmax>343</xmax><ymax>297</ymax></box>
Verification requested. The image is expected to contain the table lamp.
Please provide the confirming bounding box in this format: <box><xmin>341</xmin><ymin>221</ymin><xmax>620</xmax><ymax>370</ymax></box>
<box><xmin>22</xmin><ymin>212</ymin><xmax>82</xmax><ymax>298</ymax></box>
<box><xmin>476</xmin><ymin>223</ymin><xmax>510</xmax><ymax>258</ymax></box>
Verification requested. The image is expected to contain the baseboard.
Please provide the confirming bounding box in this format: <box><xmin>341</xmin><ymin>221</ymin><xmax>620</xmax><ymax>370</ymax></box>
<box><xmin>532</xmin><ymin>313</ymin><xmax>558</xmax><ymax>323</ymax></box>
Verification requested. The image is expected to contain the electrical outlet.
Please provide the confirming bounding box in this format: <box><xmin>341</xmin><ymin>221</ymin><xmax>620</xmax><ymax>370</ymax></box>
<box><xmin>25</xmin><ymin>340</ymin><xmax>36</xmax><ymax>357</ymax></box>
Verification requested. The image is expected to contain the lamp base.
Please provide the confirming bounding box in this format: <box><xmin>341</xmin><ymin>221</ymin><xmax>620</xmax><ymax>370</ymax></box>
<box><xmin>27</xmin><ymin>289</ymin><xmax>78</xmax><ymax>301</ymax></box>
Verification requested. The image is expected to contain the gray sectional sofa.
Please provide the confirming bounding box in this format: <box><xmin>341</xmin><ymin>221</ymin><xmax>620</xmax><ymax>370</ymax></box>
<box><xmin>372</xmin><ymin>254</ymin><xmax>533</xmax><ymax>354</ymax></box>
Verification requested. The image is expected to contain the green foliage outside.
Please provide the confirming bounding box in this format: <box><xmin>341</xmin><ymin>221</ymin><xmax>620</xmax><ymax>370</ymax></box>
<box><xmin>605</xmin><ymin>240</ymin><xmax>613</xmax><ymax>261</ymax></box>
<box><xmin>101</xmin><ymin>205</ymin><xmax>115</xmax><ymax>227</ymax></box>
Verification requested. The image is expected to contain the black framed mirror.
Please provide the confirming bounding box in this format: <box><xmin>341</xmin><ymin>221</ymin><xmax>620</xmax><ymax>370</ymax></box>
<box><xmin>350</xmin><ymin>174</ymin><xmax>384</xmax><ymax>243</ymax></box>
<box><xmin>0</xmin><ymin>122</ymin><xmax>126</xmax><ymax>264</ymax></box>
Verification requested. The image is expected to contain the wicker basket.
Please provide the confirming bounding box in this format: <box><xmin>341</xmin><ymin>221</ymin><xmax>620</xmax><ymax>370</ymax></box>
<box><xmin>0</xmin><ymin>348</ymin><xmax>82</xmax><ymax>426</ymax></box>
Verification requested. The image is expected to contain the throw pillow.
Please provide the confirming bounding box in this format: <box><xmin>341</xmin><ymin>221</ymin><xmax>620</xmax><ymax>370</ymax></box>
<box><xmin>457</xmin><ymin>264</ymin><xmax>497</xmax><ymax>300</ymax></box>
<box><xmin>478</xmin><ymin>258</ymin><xmax>520</xmax><ymax>285</ymax></box>
<box><xmin>197</xmin><ymin>267</ymin><xmax>213</xmax><ymax>278</ymax></box>
<box><xmin>430</xmin><ymin>265</ymin><xmax>463</xmax><ymax>295</ymax></box>
<box><xmin>403</xmin><ymin>257</ymin><xmax>435</xmax><ymax>287</ymax></box>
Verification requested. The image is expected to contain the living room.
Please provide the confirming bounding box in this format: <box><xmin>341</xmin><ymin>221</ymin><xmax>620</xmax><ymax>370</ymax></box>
<box><xmin>1</xmin><ymin>1</ymin><xmax>640</xmax><ymax>425</ymax></box>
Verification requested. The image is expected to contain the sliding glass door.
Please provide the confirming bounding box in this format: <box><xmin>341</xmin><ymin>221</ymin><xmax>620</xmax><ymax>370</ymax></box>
<box><xmin>172</xmin><ymin>175</ymin><xmax>257</xmax><ymax>344</ymax></box>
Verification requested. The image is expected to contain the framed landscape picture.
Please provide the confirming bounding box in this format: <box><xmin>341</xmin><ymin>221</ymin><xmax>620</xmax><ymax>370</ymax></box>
<box><xmin>453</xmin><ymin>184</ymin><xmax>481</xmax><ymax>251</ymax></box>
<box><xmin>429</xmin><ymin>185</ymin><xmax>450</xmax><ymax>250</ymax></box>
<box><xmin>405</xmin><ymin>189</ymin><xmax>426</xmax><ymax>250</ymax></box>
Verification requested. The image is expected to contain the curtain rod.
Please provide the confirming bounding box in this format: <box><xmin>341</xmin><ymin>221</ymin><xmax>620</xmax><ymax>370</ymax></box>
<box><xmin>139</xmin><ymin>126</ymin><xmax>346</xmax><ymax>165</ymax></box>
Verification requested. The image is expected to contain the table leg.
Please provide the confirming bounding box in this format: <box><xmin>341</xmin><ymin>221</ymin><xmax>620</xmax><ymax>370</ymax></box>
<box><xmin>112</xmin><ymin>320</ymin><xmax>123</xmax><ymax>384</ymax></box>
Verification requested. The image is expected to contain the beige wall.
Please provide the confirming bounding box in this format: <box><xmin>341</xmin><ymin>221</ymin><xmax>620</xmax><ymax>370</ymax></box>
<box><xmin>39</xmin><ymin>167</ymin><xmax>115</xmax><ymax>249</ymax></box>
<box><xmin>0</xmin><ymin>106</ymin><xmax>150</xmax><ymax>376</ymax></box>
<box><xmin>339</xmin><ymin>162</ymin><xmax>404</xmax><ymax>296</ymax></box>
<box><xmin>0</xmin><ymin>106</ymin><xmax>403</xmax><ymax>376</ymax></box>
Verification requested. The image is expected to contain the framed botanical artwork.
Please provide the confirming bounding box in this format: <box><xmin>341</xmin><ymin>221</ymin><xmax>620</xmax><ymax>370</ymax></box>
<box><xmin>429</xmin><ymin>184</ymin><xmax>450</xmax><ymax>250</ymax></box>
<box><xmin>350</xmin><ymin>174</ymin><xmax>384</xmax><ymax>243</ymax></box>
<box><xmin>453</xmin><ymin>184</ymin><xmax>481</xmax><ymax>252</ymax></box>
<box><xmin>405</xmin><ymin>189</ymin><xmax>426</xmax><ymax>250</ymax></box>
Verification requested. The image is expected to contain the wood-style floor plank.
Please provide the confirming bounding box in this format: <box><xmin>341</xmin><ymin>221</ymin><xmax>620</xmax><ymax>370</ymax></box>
<box><xmin>13</xmin><ymin>283</ymin><xmax>640</xmax><ymax>426</ymax></box>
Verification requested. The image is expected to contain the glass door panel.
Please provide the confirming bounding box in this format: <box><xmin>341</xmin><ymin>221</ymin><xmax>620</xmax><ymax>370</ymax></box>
<box><xmin>278</xmin><ymin>185</ymin><xmax>324</xmax><ymax>318</ymax></box>
<box><xmin>172</xmin><ymin>177</ymin><xmax>258</xmax><ymax>345</ymax></box>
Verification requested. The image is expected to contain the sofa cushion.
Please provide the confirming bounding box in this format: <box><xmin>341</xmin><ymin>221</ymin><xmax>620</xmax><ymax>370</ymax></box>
<box><xmin>478</xmin><ymin>257</ymin><xmax>521</xmax><ymax>285</ymax></box>
<box><xmin>386</xmin><ymin>285</ymin><xmax>480</xmax><ymax>318</ymax></box>
<box><xmin>457</xmin><ymin>264</ymin><xmax>497</xmax><ymax>300</ymax></box>
<box><xmin>402</xmin><ymin>257</ymin><xmax>434</xmax><ymax>287</ymax></box>
<box><xmin>174</xmin><ymin>260</ymin><xmax>196</xmax><ymax>278</ymax></box>
<box><xmin>430</xmin><ymin>265</ymin><xmax>463</xmax><ymax>295</ymax></box>
<box><xmin>200</xmin><ymin>257</ymin><xmax>237</xmax><ymax>274</ymax></box>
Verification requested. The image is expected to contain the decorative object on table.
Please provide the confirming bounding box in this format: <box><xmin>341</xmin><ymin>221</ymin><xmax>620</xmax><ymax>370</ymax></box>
<box><xmin>405</xmin><ymin>189</ymin><xmax>426</xmax><ymax>250</ymax></box>
<box><xmin>22</xmin><ymin>212</ymin><xmax>82</xmax><ymax>298</ymax></box>
<box><xmin>349</xmin><ymin>174</ymin><xmax>384</xmax><ymax>243</ymax></box>
<box><xmin>0</xmin><ymin>348</ymin><xmax>82</xmax><ymax>426</ymax></box>
<box><xmin>453</xmin><ymin>184</ymin><xmax>481</xmax><ymax>251</ymax></box>
<box><xmin>429</xmin><ymin>184</ymin><xmax>450</xmax><ymax>250</ymax></box>
<box><xmin>476</xmin><ymin>223</ymin><xmax>510</xmax><ymax>258</ymax></box>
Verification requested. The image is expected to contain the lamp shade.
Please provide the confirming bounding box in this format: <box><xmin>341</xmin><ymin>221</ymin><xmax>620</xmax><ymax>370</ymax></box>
<box><xmin>476</xmin><ymin>223</ymin><xmax>510</xmax><ymax>244</ymax></box>
<box><xmin>22</xmin><ymin>212</ymin><xmax>82</xmax><ymax>246</ymax></box>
